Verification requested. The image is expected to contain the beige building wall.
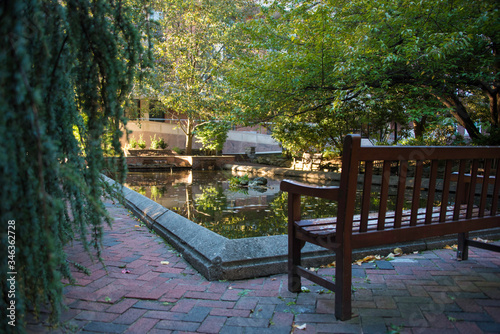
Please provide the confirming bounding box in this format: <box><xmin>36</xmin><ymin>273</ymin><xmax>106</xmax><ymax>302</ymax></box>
<box><xmin>122</xmin><ymin>121</ymin><xmax>195</xmax><ymax>151</ymax></box>
<box><xmin>121</xmin><ymin>120</ymin><xmax>282</xmax><ymax>154</ymax></box>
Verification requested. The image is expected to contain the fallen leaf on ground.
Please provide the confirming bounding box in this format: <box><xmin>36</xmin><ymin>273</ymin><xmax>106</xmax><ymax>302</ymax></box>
<box><xmin>355</xmin><ymin>255</ymin><xmax>382</xmax><ymax>265</ymax></box>
<box><xmin>320</xmin><ymin>261</ymin><xmax>336</xmax><ymax>268</ymax></box>
<box><xmin>293</xmin><ymin>323</ymin><xmax>307</xmax><ymax>330</ymax></box>
<box><xmin>473</xmin><ymin>237</ymin><xmax>490</xmax><ymax>243</ymax></box>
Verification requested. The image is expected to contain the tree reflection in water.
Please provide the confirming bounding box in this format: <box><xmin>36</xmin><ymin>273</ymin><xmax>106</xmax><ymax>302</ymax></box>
<box><xmin>123</xmin><ymin>170</ymin><xmax>340</xmax><ymax>238</ymax></box>
<box><xmin>123</xmin><ymin>170</ymin><xmax>435</xmax><ymax>239</ymax></box>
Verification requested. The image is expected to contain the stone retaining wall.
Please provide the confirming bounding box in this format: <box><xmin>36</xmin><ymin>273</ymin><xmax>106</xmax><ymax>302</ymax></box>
<box><xmin>126</xmin><ymin>155</ymin><xmax>236</xmax><ymax>170</ymax></box>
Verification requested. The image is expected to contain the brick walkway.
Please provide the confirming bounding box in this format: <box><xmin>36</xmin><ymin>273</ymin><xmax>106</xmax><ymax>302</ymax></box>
<box><xmin>28</xmin><ymin>200</ymin><xmax>500</xmax><ymax>333</ymax></box>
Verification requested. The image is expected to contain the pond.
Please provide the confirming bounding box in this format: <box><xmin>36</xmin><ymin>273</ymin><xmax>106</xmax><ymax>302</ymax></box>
<box><xmin>124</xmin><ymin>170</ymin><xmax>342</xmax><ymax>239</ymax></box>
<box><xmin>123</xmin><ymin>170</ymin><xmax>439</xmax><ymax>239</ymax></box>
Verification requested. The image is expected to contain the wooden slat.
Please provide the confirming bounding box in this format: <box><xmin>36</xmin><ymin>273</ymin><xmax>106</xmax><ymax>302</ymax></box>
<box><xmin>491</xmin><ymin>165</ymin><xmax>500</xmax><ymax>215</ymax></box>
<box><xmin>336</xmin><ymin>134</ymin><xmax>360</xmax><ymax>238</ymax></box>
<box><xmin>295</xmin><ymin>205</ymin><xmax>479</xmax><ymax>240</ymax></box>
<box><xmin>425</xmin><ymin>160</ymin><xmax>439</xmax><ymax>224</ymax></box>
<box><xmin>377</xmin><ymin>161</ymin><xmax>391</xmax><ymax>230</ymax></box>
<box><xmin>467</xmin><ymin>159</ymin><xmax>479</xmax><ymax>219</ymax></box>
<box><xmin>478</xmin><ymin>159</ymin><xmax>492</xmax><ymax>217</ymax></box>
<box><xmin>296</xmin><ymin>265</ymin><xmax>336</xmax><ymax>291</ymax></box>
<box><xmin>360</xmin><ymin>161</ymin><xmax>373</xmax><ymax>233</ymax></box>
<box><xmin>439</xmin><ymin>160</ymin><xmax>453</xmax><ymax>222</ymax></box>
<box><xmin>454</xmin><ymin>160</ymin><xmax>467</xmax><ymax>220</ymax></box>
<box><xmin>394</xmin><ymin>161</ymin><xmax>408</xmax><ymax>228</ymax></box>
<box><xmin>467</xmin><ymin>239</ymin><xmax>500</xmax><ymax>253</ymax></box>
<box><xmin>280</xmin><ymin>180</ymin><xmax>339</xmax><ymax>200</ymax></box>
<box><xmin>356</xmin><ymin>145</ymin><xmax>500</xmax><ymax>161</ymax></box>
<box><xmin>352</xmin><ymin>215</ymin><xmax>500</xmax><ymax>249</ymax></box>
<box><xmin>410</xmin><ymin>161</ymin><xmax>423</xmax><ymax>226</ymax></box>
<box><xmin>296</xmin><ymin>217</ymin><xmax>337</xmax><ymax>227</ymax></box>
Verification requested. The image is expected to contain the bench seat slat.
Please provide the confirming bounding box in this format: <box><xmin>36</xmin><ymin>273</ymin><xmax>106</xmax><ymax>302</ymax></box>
<box><xmin>295</xmin><ymin>206</ymin><xmax>482</xmax><ymax>237</ymax></box>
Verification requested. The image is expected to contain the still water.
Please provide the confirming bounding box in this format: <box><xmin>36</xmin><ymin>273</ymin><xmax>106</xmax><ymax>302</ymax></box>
<box><xmin>123</xmin><ymin>170</ymin><xmax>439</xmax><ymax>239</ymax></box>
<box><xmin>124</xmin><ymin>170</ymin><xmax>339</xmax><ymax>239</ymax></box>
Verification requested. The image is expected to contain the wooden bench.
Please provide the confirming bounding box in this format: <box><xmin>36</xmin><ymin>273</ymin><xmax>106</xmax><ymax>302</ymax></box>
<box><xmin>293</xmin><ymin>153</ymin><xmax>323</xmax><ymax>171</ymax></box>
<box><xmin>280</xmin><ymin>134</ymin><xmax>500</xmax><ymax>320</ymax></box>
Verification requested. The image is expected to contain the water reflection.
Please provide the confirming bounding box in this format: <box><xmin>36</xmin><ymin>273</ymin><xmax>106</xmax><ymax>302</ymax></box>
<box><xmin>124</xmin><ymin>170</ymin><xmax>339</xmax><ymax>239</ymax></box>
<box><xmin>123</xmin><ymin>170</ymin><xmax>442</xmax><ymax>239</ymax></box>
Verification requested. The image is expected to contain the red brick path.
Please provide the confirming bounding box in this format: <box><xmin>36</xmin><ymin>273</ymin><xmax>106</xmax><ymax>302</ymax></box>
<box><xmin>28</xmin><ymin>200</ymin><xmax>500</xmax><ymax>333</ymax></box>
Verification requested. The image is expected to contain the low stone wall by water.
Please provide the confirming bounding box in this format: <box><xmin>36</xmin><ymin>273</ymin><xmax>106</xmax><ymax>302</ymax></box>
<box><xmin>126</xmin><ymin>155</ymin><xmax>236</xmax><ymax>171</ymax></box>
<box><xmin>223</xmin><ymin>163</ymin><xmax>341</xmax><ymax>183</ymax></box>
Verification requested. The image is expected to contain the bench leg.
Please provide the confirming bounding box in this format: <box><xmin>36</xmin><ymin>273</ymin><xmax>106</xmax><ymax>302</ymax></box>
<box><xmin>334</xmin><ymin>247</ymin><xmax>352</xmax><ymax>321</ymax></box>
<box><xmin>288</xmin><ymin>192</ymin><xmax>303</xmax><ymax>293</ymax></box>
<box><xmin>288</xmin><ymin>232</ymin><xmax>302</xmax><ymax>293</ymax></box>
<box><xmin>457</xmin><ymin>232</ymin><xmax>469</xmax><ymax>260</ymax></box>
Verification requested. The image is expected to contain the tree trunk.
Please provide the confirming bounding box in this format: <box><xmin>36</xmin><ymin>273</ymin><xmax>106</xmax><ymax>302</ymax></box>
<box><xmin>413</xmin><ymin>116</ymin><xmax>426</xmax><ymax>140</ymax></box>
<box><xmin>185</xmin><ymin>133</ymin><xmax>193</xmax><ymax>155</ymax></box>
<box><xmin>184</xmin><ymin>118</ymin><xmax>194</xmax><ymax>155</ymax></box>
<box><xmin>434</xmin><ymin>94</ymin><xmax>481</xmax><ymax>140</ymax></box>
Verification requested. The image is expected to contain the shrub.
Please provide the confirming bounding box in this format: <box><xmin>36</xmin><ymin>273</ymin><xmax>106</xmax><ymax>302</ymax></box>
<box><xmin>150</xmin><ymin>134</ymin><xmax>168</xmax><ymax>149</ymax></box>
<box><xmin>129</xmin><ymin>136</ymin><xmax>139</xmax><ymax>148</ymax></box>
<box><xmin>158</xmin><ymin>137</ymin><xmax>168</xmax><ymax>149</ymax></box>
<box><xmin>194</xmin><ymin>121</ymin><xmax>230</xmax><ymax>155</ymax></box>
<box><xmin>137</xmin><ymin>134</ymin><xmax>146</xmax><ymax>149</ymax></box>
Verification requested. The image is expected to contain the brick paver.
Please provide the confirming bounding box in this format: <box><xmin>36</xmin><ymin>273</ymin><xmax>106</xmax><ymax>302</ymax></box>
<box><xmin>27</xmin><ymin>200</ymin><xmax>500</xmax><ymax>333</ymax></box>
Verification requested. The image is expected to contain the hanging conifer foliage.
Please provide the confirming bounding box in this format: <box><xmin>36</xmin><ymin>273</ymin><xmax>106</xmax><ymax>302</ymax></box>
<box><xmin>0</xmin><ymin>0</ymin><xmax>144</xmax><ymax>331</ymax></box>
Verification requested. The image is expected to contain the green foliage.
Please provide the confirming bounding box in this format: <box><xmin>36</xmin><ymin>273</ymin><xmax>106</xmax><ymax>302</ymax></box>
<box><xmin>0</xmin><ymin>0</ymin><xmax>144</xmax><ymax>331</ymax></box>
<box><xmin>229</xmin><ymin>174</ymin><xmax>250</xmax><ymax>188</ymax></box>
<box><xmin>129</xmin><ymin>137</ymin><xmax>138</xmax><ymax>148</ymax></box>
<box><xmin>472</xmin><ymin>126</ymin><xmax>500</xmax><ymax>146</ymax></box>
<box><xmin>172</xmin><ymin>146</ymin><xmax>183</xmax><ymax>154</ymax></box>
<box><xmin>150</xmin><ymin>186</ymin><xmax>166</xmax><ymax>201</ymax></box>
<box><xmin>129</xmin><ymin>135</ymin><xmax>144</xmax><ymax>149</ymax></box>
<box><xmin>195</xmin><ymin>121</ymin><xmax>230</xmax><ymax>154</ymax></box>
<box><xmin>137</xmin><ymin>134</ymin><xmax>146</xmax><ymax>149</ymax></box>
<box><xmin>229</xmin><ymin>0</ymin><xmax>499</xmax><ymax>147</ymax></box>
<box><xmin>399</xmin><ymin>123</ymin><xmax>467</xmax><ymax>146</ymax></box>
<box><xmin>150</xmin><ymin>134</ymin><xmax>168</xmax><ymax>149</ymax></box>
<box><xmin>145</xmin><ymin>0</ymin><xmax>253</xmax><ymax>154</ymax></box>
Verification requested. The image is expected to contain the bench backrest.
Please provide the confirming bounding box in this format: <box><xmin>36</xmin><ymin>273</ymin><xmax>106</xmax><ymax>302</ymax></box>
<box><xmin>337</xmin><ymin>135</ymin><xmax>500</xmax><ymax>248</ymax></box>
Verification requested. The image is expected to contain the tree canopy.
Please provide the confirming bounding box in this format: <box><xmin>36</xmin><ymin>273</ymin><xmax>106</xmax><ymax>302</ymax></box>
<box><xmin>143</xmin><ymin>0</ymin><xmax>254</xmax><ymax>154</ymax></box>
<box><xmin>0</xmin><ymin>0</ymin><xmax>144</xmax><ymax>331</ymax></box>
<box><xmin>228</xmin><ymin>0</ymin><xmax>499</xmax><ymax>150</ymax></box>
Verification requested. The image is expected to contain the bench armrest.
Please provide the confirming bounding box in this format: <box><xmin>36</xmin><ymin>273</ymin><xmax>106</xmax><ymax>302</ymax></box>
<box><xmin>280</xmin><ymin>179</ymin><xmax>339</xmax><ymax>201</ymax></box>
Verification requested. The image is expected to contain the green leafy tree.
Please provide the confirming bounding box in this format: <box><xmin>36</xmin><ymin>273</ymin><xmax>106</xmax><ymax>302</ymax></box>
<box><xmin>0</xmin><ymin>0</ymin><xmax>144</xmax><ymax>331</ymax></box>
<box><xmin>145</xmin><ymin>0</ymin><xmax>254</xmax><ymax>154</ymax></box>
<box><xmin>230</xmin><ymin>0</ymin><xmax>499</xmax><ymax>147</ymax></box>
<box><xmin>195</xmin><ymin>121</ymin><xmax>231</xmax><ymax>155</ymax></box>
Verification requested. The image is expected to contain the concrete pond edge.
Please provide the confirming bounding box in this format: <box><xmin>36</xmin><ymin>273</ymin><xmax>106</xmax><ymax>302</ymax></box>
<box><xmin>103</xmin><ymin>174</ymin><xmax>500</xmax><ymax>281</ymax></box>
